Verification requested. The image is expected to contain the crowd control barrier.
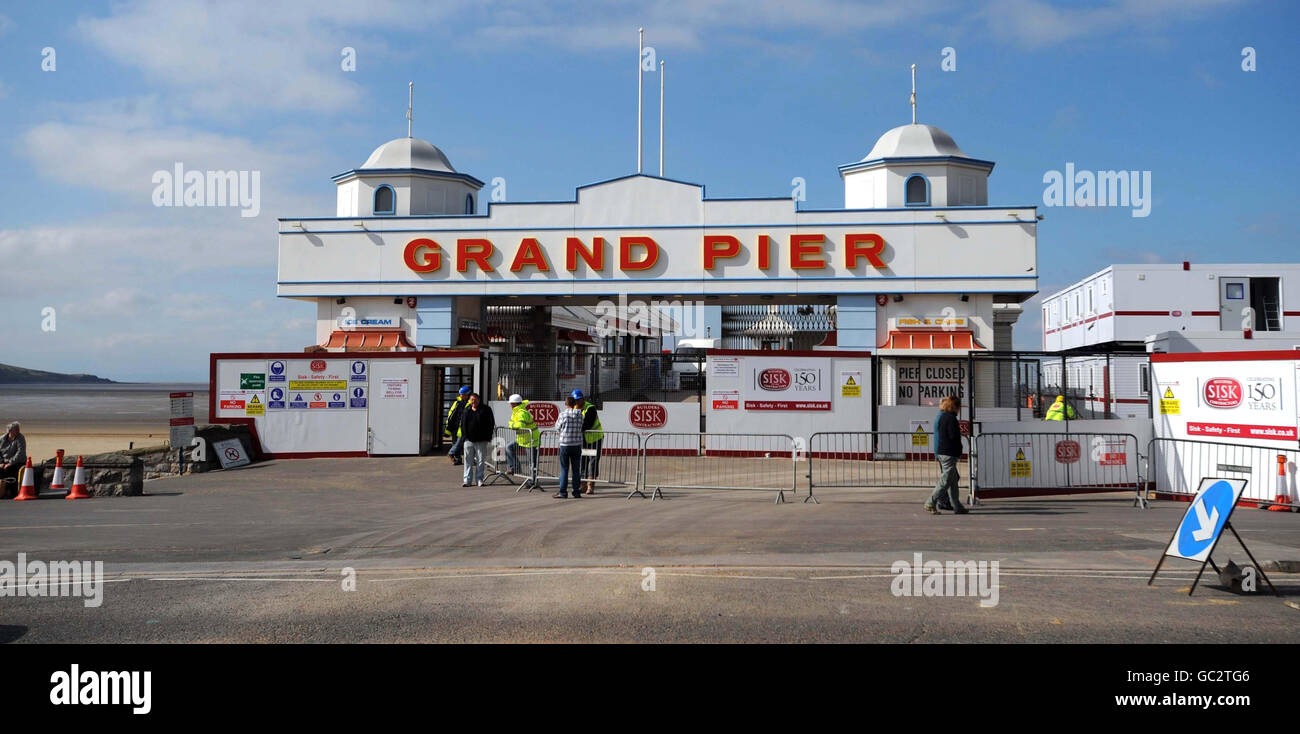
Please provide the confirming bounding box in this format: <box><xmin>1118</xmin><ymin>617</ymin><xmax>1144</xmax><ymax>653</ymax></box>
<box><xmin>806</xmin><ymin>431</ymin><xmax>970</xmax><ymax>501</ymax></box>
<box><xmin>970</xmin><ymin>432</ymin><xmax>1145</xmax><ymax>508</ymax></box>
<box><xmin>639</xmin><ymin>433</ymin><xmax>799</xmax><ymax>503</ymax></box>
<box><xmin>499</xmin><ymin>429</ymin><xmax>646</xmax><ymax>494</ymax></box>
<box><xmin>1146</xmin><ymin>437</ymin><xmax>1300</xmax><ymax>511</ymax></box>
<box><xmin>489</xmin><ymin>427</ymin><xmax>543</xmax><ymax>492</ymax></box>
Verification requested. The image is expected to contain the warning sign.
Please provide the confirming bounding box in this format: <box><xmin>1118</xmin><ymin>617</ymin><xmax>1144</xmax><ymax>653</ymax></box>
<box><xmin>245</xmin><ymin>393</ymin><xmax>265</xmax><ymax>416</ymax></box>
<box><xmin>290</xmin><ymin>379</ymin><xmax>348</xmax><ymax>391</ymax></box>
<box><xmin>912</xmin><ymin>424</ymin><xmax>929</xmax><ymax>447</ymax></box>
<box><xmin>1010</xmin><ymin>445</ymin><xmax>1032</xmax><ymax>477</ymax></box>
<box><xmin>213</xmin><ymin>438</ymin><xmax>251</xmax><ymax>469</ymax></box>
<box><xmin>711</xmin><ymin>390</ymin><xmax>739</xmax><ymax>410</ymax></box>
<box><xmin>1160</xmin><ymin>386</ymin><xmax>1180</xmax><ymax>415</ymax></box>
<box><xmin>840</xmin><ymin>371</ymin><xmax>862</xmax><ymax>398</ymax></box>
<box><xmin>219</xmin><ymin>390</ymin><xmax>258</xmax><ymax>412</ymax></box>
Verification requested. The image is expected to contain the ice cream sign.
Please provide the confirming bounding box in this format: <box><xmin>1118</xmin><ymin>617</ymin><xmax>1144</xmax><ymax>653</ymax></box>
<box><xmin>896</xmin><ymin>315</ymin><xmax>969</xmax><ymax>329</ymax></box>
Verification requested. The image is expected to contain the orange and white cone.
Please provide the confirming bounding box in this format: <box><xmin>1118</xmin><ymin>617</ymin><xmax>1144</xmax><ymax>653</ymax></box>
<box><xmin>66</xmin><ymin>456</ymin><xmax>91</xmax><ymax>500</ymax></box>
<box><xmin>1268</xmin><ymin>454</ymin><xmax>1293</xmax><ymax>512</ymax></box>
<box><xmin>14</xmin><ymin>458</ymin><xmax>37</xmax><ymax>501</ymax></box>
<box><xmin>49</xmin><ymin>449</ymin><xmax>66</xmax><ymax>493</ymax></box>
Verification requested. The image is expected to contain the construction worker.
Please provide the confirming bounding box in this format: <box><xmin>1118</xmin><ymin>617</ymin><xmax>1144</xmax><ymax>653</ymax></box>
<box><xmin>574</xmin><ymin>389</ymin><xmax>603</xmax><ymax>495</ymax></box>
<box><xmin>506</xmin><ymin>394</ymin><xmax>539</xmax><ymax>476</ymax></box>
<box><xmin>445</xmin><ymin>386</ymin><xmax>471</xmax><ymax>464</ymax></box>
<box><xmin>1044</xmin><ymin>395</ymin><xmax>1077</xmax><ymax>421</ymax></box>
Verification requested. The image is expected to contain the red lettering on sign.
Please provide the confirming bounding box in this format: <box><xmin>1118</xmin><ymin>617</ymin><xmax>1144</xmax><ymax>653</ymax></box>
<box><xmin>509</xmin><ymin>238</ymin><xmax>552</xmax><ymax>272</ymax></box>
<box><xmin>703</xmin><ymin>235</ymin><xmax>741</xmax><ymax>270</ymax></box>
<box><xmin>310</xmin><ymin>360</ymin><xmax>327</xmax><ymax>372</ymax></box>
<box><xmin>565</xmin><ymin>237</ymin><xmax>605</xmax><ymax>272</ymax></box>
<box><xmin>403</xmin><ymin>238</ymin><xmax>442</xmax><ymax>273</ymax></box>
<box><xmin>456</xmin><ymin>238</ymin><xmax>494</xmax><ymax>273</ymax></box>
<box><xmin>845</xmin><ymin>233</ymin><xmax>886</xmax><ymax>269</ymax></box>
<box><xmin>619</xmin><ymin>236</ymin><xmax>659</xmax><ymax>271</ymax></box>
<box><xmin>789</xmin><ymin>234</ymin><xmax>825</xmax><ymax>269</ymax></box>
<box><xmin>758</xmin><ymin>235</ymin><xmax>773</xmax><ymax>271</ymax></box>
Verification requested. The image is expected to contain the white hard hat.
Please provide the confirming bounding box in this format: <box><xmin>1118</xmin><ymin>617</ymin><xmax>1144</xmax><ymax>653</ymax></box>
<box><xmin>508</xmin><ymin>394</ymin><xmax>523</xmax><ymax>404</ymax></box>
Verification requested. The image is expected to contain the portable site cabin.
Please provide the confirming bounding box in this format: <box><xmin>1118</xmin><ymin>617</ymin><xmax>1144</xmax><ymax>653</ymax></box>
<box><xmin>1042</xmin><ymin>262</ymin><xmax>1300</xmax><ymax>352</ymax></box>
<box><xmin>1037</xmin><ymin>353</ymin><xmax>1151</xmax><ymax>419</ymax></box>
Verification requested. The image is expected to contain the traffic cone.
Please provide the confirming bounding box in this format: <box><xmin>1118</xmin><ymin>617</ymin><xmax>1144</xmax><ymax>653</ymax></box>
<box><xmin>1267</xmin><ymin>454</ymin><xmax>1293</xmax><ymax>512</ymax></box>
<box><xmin>13</xmin><ymin>458</ymin><xmax>37</xmax><ymax>501</ymax></box>
<box><xmin>49</xmin><ymin>449</ymin><xmax>66</xmax><ymax>493</ymax></box>
<box><xmin>66</xmin><ymin>456</ymin><xmax>91</xmax><ymax>500</ymax></box>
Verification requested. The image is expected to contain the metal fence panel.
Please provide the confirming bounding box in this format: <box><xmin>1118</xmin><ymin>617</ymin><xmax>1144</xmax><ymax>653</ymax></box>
<box><xmin>971</xmin><ymin>432</ymin><xmax>1144</xmax><ymax>506</ymax></box>
<box><xmin>641</xmin><ymin>432</ymin><xmax>799</xmax><ymax>503</ymax></box>
<box><xmin>807</xmin><ymin>432</ymin><xmax>971</xmax><ymax>498</ymax></box>
<box><xmin>1148</xmin><ymin>437</ymin><xmax>1300</xmax><ymax>510</ymax></box>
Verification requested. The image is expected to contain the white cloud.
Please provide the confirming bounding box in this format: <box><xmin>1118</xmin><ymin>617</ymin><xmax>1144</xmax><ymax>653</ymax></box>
<box><xmin>978</xmin><ymin>0</ymin><xmax>1242</xmax><ymax>49</ymax></box>
<box><xmin>75</xmin><ymin>0</ymin><xmax>469</xmax><ymax>116</ymax></box>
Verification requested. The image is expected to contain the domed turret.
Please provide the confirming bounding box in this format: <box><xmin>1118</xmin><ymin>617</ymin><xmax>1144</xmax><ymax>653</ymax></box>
<box><xmin>838</xmin><ymin>122</ymin><xmax>994</xmax><ymax>209</ymax></box>
<box><xmin>360</xmin><ymin>137</ymin><xmax>457</xmax><ymax>173</ymax></box>
<box><xmin>862</xmin><ymin>123</ymin><xmax>968</xmax><ymax>160</ymax></box>
<box><xmin>332</xmin><ymin>135</ymin><xmax>483</xmax><ymax>217</ymax></box>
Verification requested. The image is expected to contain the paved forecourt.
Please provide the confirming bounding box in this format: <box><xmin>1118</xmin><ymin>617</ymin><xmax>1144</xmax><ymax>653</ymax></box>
<box><xmin>0</xmin><ymin>456</ymin><xmax>1296</xmax><ymax>643</ymax></box>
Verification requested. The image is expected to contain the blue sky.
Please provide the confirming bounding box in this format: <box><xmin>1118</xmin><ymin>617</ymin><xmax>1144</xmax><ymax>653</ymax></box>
<box><xmin>1</xmin><ymin>0</ymin><xmax>1296</xmax><ymax>381</ymax></box>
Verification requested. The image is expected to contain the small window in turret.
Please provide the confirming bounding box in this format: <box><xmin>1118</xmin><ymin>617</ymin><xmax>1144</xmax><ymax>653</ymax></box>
<box><xmin>905</xmin><ymin>175</ymin><xmax>929</xmax><ymax>206</ymax></box>
<box><xmin>374</xmin><ymin>185</ymin><xmax>395</xmax><ymax>215</ymax></box>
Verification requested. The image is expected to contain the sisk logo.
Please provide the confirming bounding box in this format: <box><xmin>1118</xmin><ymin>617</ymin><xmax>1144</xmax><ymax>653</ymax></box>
<box><xmin>50</xmin><ymin>665</ymin><xmax>151</xmax><ymax>714</ymax></box>
<box><xmin>1202</xmin><ymin>378</ymin><xmax>1241</xmax><ymax>408</ymax></box>
<box><xmin>758</xmin><ymin>368</ymin><xmax>791</xmax><ymax>391</ymax></box>
<box><xmin>628</xmin><ymin>403</ymin><xmax>667</xmax><ymax>429</ymax></box>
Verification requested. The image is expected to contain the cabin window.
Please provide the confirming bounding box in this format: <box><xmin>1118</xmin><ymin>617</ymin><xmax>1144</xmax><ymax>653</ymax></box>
<box><xmin>464</xmin><ymin>194</ymin><xmax>475</xmax><ymax>214</ymax></box>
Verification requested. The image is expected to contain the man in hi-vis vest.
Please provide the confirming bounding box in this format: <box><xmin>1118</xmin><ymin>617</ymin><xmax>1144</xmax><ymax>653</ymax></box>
<box><xmin>445</xmin><ymin>386</ymin><xmax>471</xmax><ymax>464</ymax></box>
<box><xmin>506</xmin><ymin>394</ymin><xmax>539</xmax><ymax>476</ymax></box>
<box><xmin>573</xmin><ymin>389</ymin><xmax>603</xmax><ymax>495</ymax></box>
<box><xmin>1044</xmin><ymin>395</ymin><xmax>1077</xmax><ymax>421</ymax></box>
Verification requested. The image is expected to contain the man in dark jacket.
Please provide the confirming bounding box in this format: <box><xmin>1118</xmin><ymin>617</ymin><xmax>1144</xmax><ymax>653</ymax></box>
<box><xmin>925</xmin><ymin>396</ymin><xmax>968</xmax><ymax>515</ymax></box>
<box><xmin>458</xmin><ymin>393</ymin><xmax>496</xmax><ymax>487</ymax></box>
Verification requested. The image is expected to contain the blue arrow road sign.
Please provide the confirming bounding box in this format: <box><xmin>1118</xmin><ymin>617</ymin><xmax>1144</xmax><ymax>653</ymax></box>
<box><xmin>1166</xmin><ymin>478</ymin><xmax>1248</xmax><ymax>562</ymax></box>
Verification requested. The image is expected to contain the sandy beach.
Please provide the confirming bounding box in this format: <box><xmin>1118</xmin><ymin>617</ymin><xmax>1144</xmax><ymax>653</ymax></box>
<box><xmin>0</xmin><ymin>384</ymin><xmax>210</xmax><ymax>461</ymax></box>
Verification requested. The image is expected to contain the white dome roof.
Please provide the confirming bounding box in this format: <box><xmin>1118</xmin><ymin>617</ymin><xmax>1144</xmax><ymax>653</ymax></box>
<box><xmin>360</xmin><ymin>137</ymin><xmax>456</xmax><ymax>172</ymax></box>
<box><xmin>863</xmin><ymin>123</ymin><xmax>968</xmax><ymax>160</ymax></box>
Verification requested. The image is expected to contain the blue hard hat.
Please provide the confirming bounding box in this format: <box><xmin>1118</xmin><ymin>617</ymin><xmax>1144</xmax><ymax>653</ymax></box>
<box><xmin>459</xmin><ymin>386</ymin><xmax>471</xmax><ymax>395</ymax></box>
<box><xmin>571</xmin><ymin>389</ymin><xmax>584</xmax><ymax>400</ymax></box>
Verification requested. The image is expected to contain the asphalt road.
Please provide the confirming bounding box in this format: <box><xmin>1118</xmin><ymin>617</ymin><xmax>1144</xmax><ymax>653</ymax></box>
<box><xmin>1</xmin><ymin>456</ymin><xmax>1296</xmax><ymax>643</ymax></box>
